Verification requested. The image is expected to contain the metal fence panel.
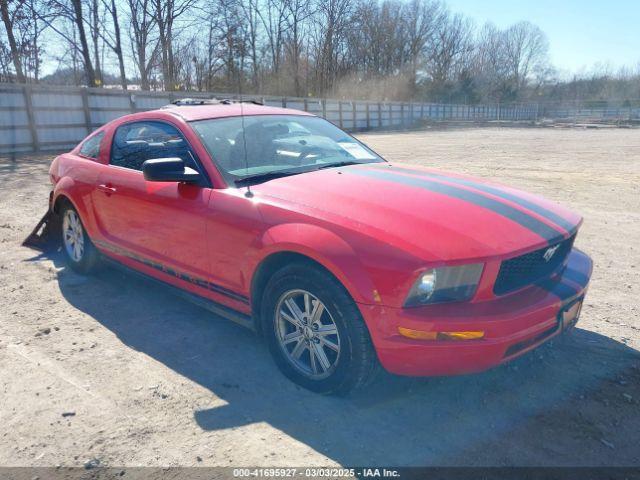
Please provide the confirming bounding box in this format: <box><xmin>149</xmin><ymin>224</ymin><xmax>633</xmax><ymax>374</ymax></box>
<box><xmin>37</xmin><ymin>126</ymin><xmax>88</xmax><ymax>143</ymax></box>
<box><xmin>34</xmin><ymin>109</ymin><xmax>85</xmax><ymax>126</ymax></box>
<box><xmin>88</xmin><ymin>93</ymin><xmax>130</xmax><ymax>109</ymax></box>
<box><xmin>0</xmin><ymin>109</ymin><xmax>29</xmax><ymax>127</ymax></box>
<box><xmin>0</xmin><ymin>83</ymin><xmax>541</xmax><ymax>154</ymax></box>
<box><xmin>0</xmin><ymin>127</ymin><xmax>31</xmax><ymax>146</ymax></box>
<box><xmin>90</xmin><ymin>109</ymin><xmax>131</xmax><ymax>126</ymax></box>
<box><xmin>134</xmin><ymin>95</ymin><xmax>171</xmax><ymax>109</ymax></box>
<box><xmin>0</xmin><ymin>91</ymin><xmax>26</xmax><ymax>108</ymax></box>
<box><xmin>31</xmin><ymin>92</ymin><xmax>83</xmax><ymax>109</ymax></box>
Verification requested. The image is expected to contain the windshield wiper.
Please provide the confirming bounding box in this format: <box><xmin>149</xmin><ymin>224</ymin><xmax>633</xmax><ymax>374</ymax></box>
<box><xmin>234</xmin><ymin>170</ymin><xmax>303</xmax><ymax>186</ymax></box>
<box><xmin>235</xmin><ymin>161</ymin><xmax>365</xmax><ymax>186</ymax></box>
<box><xmin>316</xmin><ymin>160</ymin><xmax>363</xmax><ymax>170</ymax></box>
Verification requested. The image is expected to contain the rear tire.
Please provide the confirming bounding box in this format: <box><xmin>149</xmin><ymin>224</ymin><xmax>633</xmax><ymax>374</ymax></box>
<box><xmin>261</xmin><ymin>263</ymin><xmax>379</xmax><ymax>395</ymax></box>
<box><xmin>60</xmin><ymin>204</ymin><xmax>100</xmax><ymax>274</ymax></box>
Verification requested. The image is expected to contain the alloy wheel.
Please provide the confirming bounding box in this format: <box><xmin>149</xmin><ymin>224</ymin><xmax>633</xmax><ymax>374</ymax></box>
<box><xmin>274</xmin><ymin>289</ymin><xmax>341</xmax><ymax>379</ymax></box>
<box><xmin>62</xmin><ymin>209</ymin><xmax>84</xmax><ymax>262</ymax></box>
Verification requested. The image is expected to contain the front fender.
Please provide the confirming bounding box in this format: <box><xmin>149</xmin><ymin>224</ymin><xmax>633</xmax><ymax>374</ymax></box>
<box><xmin>51</xmin><ymin>176</ymin><xmax>100</xmax><ymax>239</ymax></box>
<box><xmin>252</xmin><ymin>223</ymin><xmax>379</xmax><ymax>305</ymax></box>
<box><xmin>52</xmin><ymin>176</ymin><xmax>80</xmax><ymax>213</ymax></box>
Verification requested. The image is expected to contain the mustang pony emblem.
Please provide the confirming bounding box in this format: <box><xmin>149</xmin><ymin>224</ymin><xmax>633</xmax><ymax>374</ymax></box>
<box><xmin>543</xmin><ymin>244</ymin><xmax>561</xmax><ymax>262</ymax></box>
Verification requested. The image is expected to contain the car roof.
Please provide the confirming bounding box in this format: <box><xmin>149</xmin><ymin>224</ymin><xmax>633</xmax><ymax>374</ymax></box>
<box><xmin>162</xmin><ymin>103</ymin><xmax>315</xmax><ymax>122</ymax></box>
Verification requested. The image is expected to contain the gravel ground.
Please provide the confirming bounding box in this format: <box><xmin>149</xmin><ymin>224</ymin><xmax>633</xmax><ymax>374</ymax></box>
<box><xmin>0</xmin><ymin>126</ymin><xmax>639</xmax><ymax>467</ymax></box>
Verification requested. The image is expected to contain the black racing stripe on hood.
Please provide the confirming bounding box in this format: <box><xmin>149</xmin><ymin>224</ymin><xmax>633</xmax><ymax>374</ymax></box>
<box><xmin>380</xmin><ymin>165</ymin><xmax>578</xmax><ymax>234</ymax></box>
<box><xmin>347</xmin><ymin>168</ymin><xmax>566</xmax><ymax>244</ymax></box>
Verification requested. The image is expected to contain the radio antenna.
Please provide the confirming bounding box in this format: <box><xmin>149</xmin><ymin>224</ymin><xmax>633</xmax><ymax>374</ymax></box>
<box><xmin>237</xmin><ymin>72</ymin><xmax>253</xmax><ymax>198</ymax></box>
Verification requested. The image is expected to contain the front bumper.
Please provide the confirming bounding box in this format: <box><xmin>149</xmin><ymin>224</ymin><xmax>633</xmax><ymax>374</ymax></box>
<box><xmin>359</xmin><ymin>248</ymin><xmax>593</xmax><ymax>376</ymax></box>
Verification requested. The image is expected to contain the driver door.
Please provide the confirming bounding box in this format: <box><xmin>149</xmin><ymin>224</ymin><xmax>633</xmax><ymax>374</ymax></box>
<box><xmin>91</xmin><ymin>120</ymin><xmax>212</xmax><ymax>280</ymax></box>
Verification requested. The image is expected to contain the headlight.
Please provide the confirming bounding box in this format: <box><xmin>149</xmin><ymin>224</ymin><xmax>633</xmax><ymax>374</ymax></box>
<box><xmin>404</xmin><ymin>264</ymin><xmax>484</xmax><ymax>307</ymax></box>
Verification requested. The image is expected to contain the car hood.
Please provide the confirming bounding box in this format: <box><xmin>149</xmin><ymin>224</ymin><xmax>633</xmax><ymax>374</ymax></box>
<box><xmin>252</xmin><ymin>162</ymin><xmax>582</xmax><ymax>262</ymax></box>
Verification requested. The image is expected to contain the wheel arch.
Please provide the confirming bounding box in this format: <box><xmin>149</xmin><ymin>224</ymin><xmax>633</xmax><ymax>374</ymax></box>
<box><xmin>249</xmin><ymin>223</ymin><xmax>379</xmax><ymax>334</ymax></box>
<box><xmin>51</xmin><ymin>177</ymin><xmax>100</xmax><ymax>240</ymax></box>
<box><xmin>251</xmin><ymin>252</ymin><xmax>323</xmax><ymax>327</ymax></box>
<box><xmin>51</xmin><ymin>177</ymin><xmax>81</xmax><ymax>214</ymax></box>
<box><xmin>52</xmin><ymin>192</ymin><xmax>75</xmax><ymax>214</ymax></box>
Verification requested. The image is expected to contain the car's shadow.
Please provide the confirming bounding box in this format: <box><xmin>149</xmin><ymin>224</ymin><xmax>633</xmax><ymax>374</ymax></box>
<box><xmin>29</xmin><ymin>250</ymin><xmax>640</xmax><ymax>466</ymax></box>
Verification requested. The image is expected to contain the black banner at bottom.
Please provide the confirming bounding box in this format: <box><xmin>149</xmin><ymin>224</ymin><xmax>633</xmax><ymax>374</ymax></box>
<box><xmin>0</xmin><ymin>467</ymin><xmax>639</xmax><ymax>480</ymax></box>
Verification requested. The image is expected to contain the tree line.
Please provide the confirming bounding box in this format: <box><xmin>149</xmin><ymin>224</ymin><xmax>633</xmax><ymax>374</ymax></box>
<box><xmin>1</xmin><ymin>0</ymin><xmax>639</xmax><ymax>105</ymax></box>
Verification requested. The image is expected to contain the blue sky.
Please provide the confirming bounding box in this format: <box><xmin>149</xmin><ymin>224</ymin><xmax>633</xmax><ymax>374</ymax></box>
<box><xmin>447</xmin><ymin>0</ymin><xmax>640</xmax><ymax>76</ymax></box>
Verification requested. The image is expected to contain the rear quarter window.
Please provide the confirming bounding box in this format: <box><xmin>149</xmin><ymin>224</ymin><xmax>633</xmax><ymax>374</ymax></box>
<box><xmin>79</xmin><ymin>132</ymin><xmax>104</xmax><ymax>159</ymax></box>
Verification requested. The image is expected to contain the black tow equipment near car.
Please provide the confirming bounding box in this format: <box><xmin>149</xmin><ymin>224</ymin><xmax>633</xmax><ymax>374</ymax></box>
<box><xmin>23</xmin><ymin>194</ymin><xmax>59</xmax><ymax>251</ymax></box>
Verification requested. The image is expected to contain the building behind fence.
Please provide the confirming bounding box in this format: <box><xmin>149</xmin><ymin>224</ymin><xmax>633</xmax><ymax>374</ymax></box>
<box><xmin>0</xmin><ymin>83</ymin><xmax>540</xmax><ymax>154</ymax></box>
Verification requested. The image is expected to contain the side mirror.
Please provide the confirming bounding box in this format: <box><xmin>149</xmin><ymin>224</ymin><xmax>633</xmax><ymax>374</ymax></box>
<box><xmin>142</xmin><ymin>158</ymin><xmax>201</xmax><ymax>184</ymax></box>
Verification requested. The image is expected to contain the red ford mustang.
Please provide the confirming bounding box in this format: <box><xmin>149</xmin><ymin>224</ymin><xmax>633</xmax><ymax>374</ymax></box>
<box><xmin>46</xmin><ymin>100</ymin><xmax>592</xmax><ymax>394</ymax></box>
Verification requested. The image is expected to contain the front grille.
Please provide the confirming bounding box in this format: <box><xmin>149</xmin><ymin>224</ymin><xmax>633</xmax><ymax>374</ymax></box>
<box><xmin>494</xmin><ymin>235</ymin><xmax>575</xmax><ymax>295</ymax></box>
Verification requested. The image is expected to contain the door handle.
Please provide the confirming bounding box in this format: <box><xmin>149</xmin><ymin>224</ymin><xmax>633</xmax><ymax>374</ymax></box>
<box><xmin>97</xmin><ymin>184</ymin><xmax>117</xmax><ymax>195</ymax></box>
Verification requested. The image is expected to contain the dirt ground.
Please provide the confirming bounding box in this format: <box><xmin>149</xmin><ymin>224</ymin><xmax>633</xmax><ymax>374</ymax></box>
<box><xmin>1</xmin><ymin>126</ymin><xmax>639</xmax><ymax>468</ymax></box>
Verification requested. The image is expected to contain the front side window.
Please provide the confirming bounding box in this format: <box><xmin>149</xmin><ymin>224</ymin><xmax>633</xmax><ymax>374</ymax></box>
<box><xmin>190</xmin><ymin>115</ymin><xmax>384</xmax><ymax>184</ymax></box>
<box><xmin>79</xmin><ymin>132</ymin><xmax>104</xmax><ymax>159</ymax></box>
<box><xmin>110</xmin><ymin>121</ymin><xmax>197</xmax><ymax>171</ymax></box>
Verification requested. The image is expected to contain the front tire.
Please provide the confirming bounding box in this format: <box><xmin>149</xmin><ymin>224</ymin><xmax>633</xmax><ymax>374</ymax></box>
<box><xmin>60</xmin><ymin>204</ymin><xmax>100</xmax><ymax>274</ymax></box>
<box><xmin>261</xmin><ymin>263</ymin><xmax>378</xmax><ymax>395</ymax></box>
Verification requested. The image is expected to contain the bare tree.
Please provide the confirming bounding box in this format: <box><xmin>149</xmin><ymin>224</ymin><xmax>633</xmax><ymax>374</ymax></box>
<box><xmin>0</xmin><ymin>40</ymin><xmax>14</xmax><ymax>82</ymax></box>
<box><xmin>200</xmin><ymin>7</ymin><xmax>224</xmax><ymax>90</ymax></box>
<box><xmin>0</xmin><ymin>0</ymin><xmax>579</xmax><ymax>104</ymax></box>
<box><xmin>311</xmin><ymin>0</ymin><xmax>353</xmax><ymax>94</ymax></box>
<box><xmin>282</xmin><ymin>0</ymin><xmax>313</xmax><ymax>95</ymax></box>
<box><xmin>402</xmin><ymin>0</ymin><xmax>442</xmax><ymax>94</ymax></box>
<box><xmin>41</xmin><ymin>0</ymin><xmax>98</xmax><ymax>86</ymax></box>
<box><xmin>100</xmin><ymin>0</ymin><xmax>128</xmax><ymax>89</ymax></box>
<box><xmin>25</xmin><ymin>0</ymin><xmax>47</xmax><ymax>81</ymax></box>
<box><xmin>151</xmin><ymin>0</ymin><xmax>197</xmax><ymax>90</ymax></box>
<box><xmin>126</xmin><ymin>0</ymin><xmax>157</xmax><ymax>90</ymax></box>
<box><xmin>71</xmin><ymin>0</ymin><xmax>98</xmax><ymax>85</ymax></box>
<box><xmin>87</xmin><ymin>0</ymin><xmax>104</xmax><ymax>85</ymax></box>
<box><xmin>203</xmin><ymin>0</ymin><xmax>247</xmax><ymax>91</ymax></box>
<box><xmin>425</xmin><ymin>10</ymin><xmax>474</xmax><ymax>100</ymax></box>
<box><xmin>258</xmin><ymin>0</ymin><xmax>290</xmax><ymax>77</ymax></box>
<box><xmin>238</xmin><ymin>0</ymin><xmax>262</xmax><ymax>90</ymax></box>
<box><xmin>0</xmin><ymin>0</ymin><xmax>41</xmax><ymax>83</ymax></box>
<box><xmin>502</xmin><ymin>21</ymin><xmax>549</xmax><ymax>94</ymax></box>
<box><xmin>0</xmin><ymin>0</ymin><xmax>27</xmax><ymax>82</ymax></box>
<box><xmin>471</xmin><ymin>22</ymin><xmax>508</xmax><ymax>101</ymax></box>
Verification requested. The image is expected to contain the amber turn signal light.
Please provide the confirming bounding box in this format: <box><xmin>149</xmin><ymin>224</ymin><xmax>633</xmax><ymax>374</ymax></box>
<box><xmin>398</xmin><ymin>327</ymin><xmax>484</xmax><ymax>341</ymax></box>
<box><xmin>397</xmin><ymin>327</ymin><xmax>438</xmax><ymax>340</ymax></box>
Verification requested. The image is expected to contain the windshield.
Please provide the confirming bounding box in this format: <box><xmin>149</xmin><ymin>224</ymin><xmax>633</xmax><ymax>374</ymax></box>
<box><xmin>190</xmin><ymin>115</ymin><xmax>384</xmax><ymax>184</ymax></box>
